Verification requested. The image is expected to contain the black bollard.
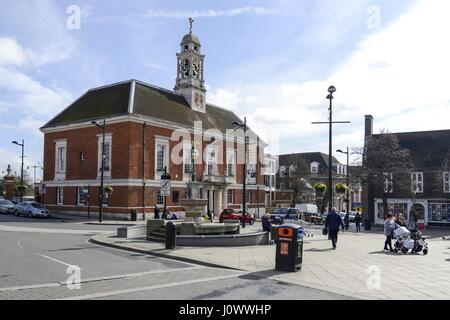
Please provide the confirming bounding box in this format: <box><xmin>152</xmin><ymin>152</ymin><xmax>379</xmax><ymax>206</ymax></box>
<box><xmin>165</xmin><ymin>220</ymin><xmax>176</xmax><ymax>249</ymax></box>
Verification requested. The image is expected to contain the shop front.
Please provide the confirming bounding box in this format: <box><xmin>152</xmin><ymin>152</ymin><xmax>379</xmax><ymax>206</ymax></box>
<box><xmin>374</xmin><ymin>199</ymin><xmax>428</xmax><ymax>226</ymax></box>
<box><xmin>427</xmin><ymin>201</ymin><xmax>450</xmax><ymax>226</ymax></box>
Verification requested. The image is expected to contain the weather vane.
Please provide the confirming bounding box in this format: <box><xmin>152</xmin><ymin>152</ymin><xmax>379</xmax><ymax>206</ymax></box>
<box><xmin>189</xmin><ymin>17</ymin><xmax>194</xmax><ymax>33</ymax></box>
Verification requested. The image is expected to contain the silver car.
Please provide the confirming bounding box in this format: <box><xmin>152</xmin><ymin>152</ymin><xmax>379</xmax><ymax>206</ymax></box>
<box><xmin>0</xmin><ymin>199</ymin><xmax>15</xmax><ymax>214</ymax></box>
<box><xmin>15</xmin><ymin>202</ymin><xmax>51</xmax><ymax>218</ymax></box>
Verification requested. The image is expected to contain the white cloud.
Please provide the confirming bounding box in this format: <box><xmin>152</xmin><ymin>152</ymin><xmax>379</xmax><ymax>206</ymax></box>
<box><xmin>0</xmin><ymin>36</ymin><xmax>73</xmax><ymax>117</ymax></box>
<box><xmin>0</xmin><ymin>37</ymin><xmax>27</xmax><ymax>66</ymax></box>
<box><xmin>144</xmin><ymin>7</ymin><xmax>292</xmax><ymax>18</ymax></box>
<box><xmin>209</xmin><ymin>0</ymin><xmax>450</xmax><ymax>158</ymax></box>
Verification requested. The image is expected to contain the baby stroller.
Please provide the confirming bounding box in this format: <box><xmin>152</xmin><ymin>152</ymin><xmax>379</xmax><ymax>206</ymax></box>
<box><xmin>393</xmin><ymin>226</ymin><xmax>428</xmax><ymax>255</ymax></box>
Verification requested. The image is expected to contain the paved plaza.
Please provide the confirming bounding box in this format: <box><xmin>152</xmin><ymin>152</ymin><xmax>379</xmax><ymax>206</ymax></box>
<box><xmin>93</xmin><ymin>224</ymin><xmax>450</xmax><ymax>300</ymax></box>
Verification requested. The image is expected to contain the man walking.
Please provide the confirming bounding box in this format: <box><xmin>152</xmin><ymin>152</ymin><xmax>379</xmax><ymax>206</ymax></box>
<box><xmin>325</xmin><ymin>207</ymin><xmax>344</xmax><ymax>250</ymax></box>
<box><xmin>355</xmin><ymin>212</ymin><xmax>362</xmax><ymax>232</ymax></box>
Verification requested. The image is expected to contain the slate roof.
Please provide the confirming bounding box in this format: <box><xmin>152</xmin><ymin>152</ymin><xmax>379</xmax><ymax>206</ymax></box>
<box><xmin>373</xmin><ymin>130</ymin><xmax>450</xmax><ymax>168</ymax></box>
<box><xmin>41</xmin><ymin>80</ymin><xmax>249</xmax><ymax>135</ymax></box>
<box><xmin>279</xmin><ymin>152</ymin><xmax>341</xmax><ymax>168</ymax></box>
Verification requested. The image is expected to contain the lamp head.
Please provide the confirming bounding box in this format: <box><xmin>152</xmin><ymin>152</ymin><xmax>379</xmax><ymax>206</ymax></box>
<box><xmin>232</xmin><ymin>121</ymin><xmax>240</xmax><ymax>126</ymax></box>
<box><xmin>91</xmin><ymin>120</ymin><xmax>99</xmax><ymax>126</ymax></box>
<box><xmin>328</xmin><ymin>85</ymin><xmax>336</xmax><ymax>94</ymax></box>
<box><xmin>336</xmin><ymin>149</ymin><xmax>344</xmax><ymax>153</ymax></box>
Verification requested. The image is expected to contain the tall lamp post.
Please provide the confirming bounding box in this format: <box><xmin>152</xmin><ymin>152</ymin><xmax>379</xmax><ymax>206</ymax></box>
<box><xmin>312</xmin><ymin>86</ymin><xmax>350</xmax><ymax>212</ymax></box>
<box><xmin>91</xmin><ymin>119</ymin><xmax>106</xmax><ymax>223</ymax></box>
<box><xmin>12</xmin><ymin>140</ymin><xmax>25</xmax><ymax>202</ymax></box>
<box><xmin>337</xmin><ymin>147</ymin><xmax>350</xmax><ymax>214</ymax></box>
<box><xmin>233</xmin><ymin>117</ymin><xmax>248</xmax><ymax>228</ymax></box>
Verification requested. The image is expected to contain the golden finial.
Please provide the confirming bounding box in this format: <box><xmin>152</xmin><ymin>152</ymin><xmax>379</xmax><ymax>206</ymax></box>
<box><xmin>189</xmin><ymin>17</ymin><xmax>194</xmax><ymax>33</ymax></box>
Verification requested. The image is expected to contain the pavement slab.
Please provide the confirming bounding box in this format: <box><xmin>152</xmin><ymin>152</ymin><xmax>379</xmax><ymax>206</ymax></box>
<box><xmin>91</xmin><ymin>225</ymin><xmax>450</xmax><ymax>300</ymax></box>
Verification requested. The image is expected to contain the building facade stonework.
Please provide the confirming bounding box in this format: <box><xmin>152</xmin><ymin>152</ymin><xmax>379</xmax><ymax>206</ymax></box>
<box><xmin>362</xmin><ymin>115</ymin><xmax>450</xmax><ymax>227</ymax></box>
<box><xmin>40</xmin><ymin>26</ymin><xmax>266</xmax><ymax>220</ymax></box>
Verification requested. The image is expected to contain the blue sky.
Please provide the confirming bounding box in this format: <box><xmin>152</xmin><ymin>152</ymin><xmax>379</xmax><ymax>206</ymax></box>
<box><xmin>2</xmin><ymin>0</ymin><xmax>450</xmax><ymax>182</ymax></box>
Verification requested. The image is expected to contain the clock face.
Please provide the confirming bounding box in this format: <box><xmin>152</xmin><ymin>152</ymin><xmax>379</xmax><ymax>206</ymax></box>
<box><xmin>181</xmin><ymin>59</ymin><xmax>190</xmax><ymax>78</ymax></box>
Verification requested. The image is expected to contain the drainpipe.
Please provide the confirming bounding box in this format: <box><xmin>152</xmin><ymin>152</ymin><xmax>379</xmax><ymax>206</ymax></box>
<box><xmin>142</xmin><ymin>123</ymin><xmax>147</xmax><ymax>220</ymax></box>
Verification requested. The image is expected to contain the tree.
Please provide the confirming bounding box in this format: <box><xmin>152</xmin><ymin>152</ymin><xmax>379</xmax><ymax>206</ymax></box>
<box><xmin>282</xmin><ymin>157</ymin><xmax>314</xmax><ymax>205</ymax></box>
<box><xmin>354</xmin><ymin>130</ymin><xmax>413</xmax><ymax>218</ymax></box>
<box><xmin>13</xmin><ymin>169</ymin><xmax>33</xmax><ymax>197</ymax></box>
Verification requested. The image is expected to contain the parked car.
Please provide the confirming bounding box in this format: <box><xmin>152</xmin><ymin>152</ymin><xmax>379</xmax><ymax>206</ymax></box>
<box><xmin>303</xmin><ymin>212</ymin><xmax>324</xmax><ymax>225</ymax></box>
<box><xmin>295</xmin><ymin>203</ymin><xmax>323</xmax><ymax>224</ymax></box>
<box><xmin>219</xmin><ymin>209</ymin><xmax>254</xmax><ymax>225</ymax></box>
<box><xmin>14</xmin><ymin>202</ymin><xmax>51</xmax><ymax>218</ymax></box>
<box><xmin>0</xmin><ymin>199</ymin><xmax>15</xmax><ymax>214</ymax></box>
<box><xmin>348</xmin><ymin>211</ymin><xmax>357</xmax><ymax>223</ymax></box>
<box><xmin>270</xmin><ymin>208</ymin><xmax>302</xmax><ymax>224</ymax></box>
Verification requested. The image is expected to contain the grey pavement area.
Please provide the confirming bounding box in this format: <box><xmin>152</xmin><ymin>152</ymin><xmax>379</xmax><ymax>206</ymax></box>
<box><xmin>0</xmin><ymin>214</ymin><xmax>351</xmax><ymax>300</ymax></box>
<box><xmin>92</xmin><ymin>222</ymin><xmax>450</xmax><ymax>300</ymax></box>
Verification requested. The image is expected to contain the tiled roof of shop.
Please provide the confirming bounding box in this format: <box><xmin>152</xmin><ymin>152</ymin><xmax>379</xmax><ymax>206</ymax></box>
<box><xmin>373</xmin><ymin>130</ymin><xmax>450</xmax><ymax>168</ymax></box>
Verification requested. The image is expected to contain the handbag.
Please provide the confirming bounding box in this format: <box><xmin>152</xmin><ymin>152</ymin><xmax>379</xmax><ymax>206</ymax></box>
<box><xmin>322</xmin><ymin>227</ymin><xmax>328</xmax><ymax>235</ymax></box>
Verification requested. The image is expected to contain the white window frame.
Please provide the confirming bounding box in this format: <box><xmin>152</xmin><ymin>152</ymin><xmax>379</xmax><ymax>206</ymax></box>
<box><xmin>411</xmin><ymin>172</ymin><xmax>424</xmax><ymax>193</ymax></box>
<box><xmin>227</xmin><ymin>189</ymin><xmax>234</xmax><ymax>204</ymax></box>
<box><xmin>206</xmin><ymin>145</ymin><xmax>218</xmax><ymax>175</ymax></box>
<box><xmin>383</xmin><ymin>173</ymin><xmax>393</xmax><ymax>193</ymax></box>
<box><xmin>226</xmin><ymin>149</ymin><xmax>236</xmax><ymax>177</ymax></box>
<box><xmin>157</xmin><ymin>191</ymin><xmax>164</xmax><ymax>205</ymax></box>
<box><xmin>54</xmin><ymin>140</ymin><xmax>67</xmax><ymax>180</ymax></box>
<box><xmin>183</xmin><ymin>144</ymin><xmax>194</xmax><ymax>181</ymax></box>
<box><xmin>311</xmin><ymin>162</ymin><xmax>319</xmax><ymax>174</ymax></box>
<box><xmin>97</xmin><ymin>134</ymin><xmax>112</xmax><ymax>179</ymax></box>
<box><xmin>57</xmin><ymin>187</ymin><xmax>64</xmax><ymax>205</ymax></box>
<box><xmin>443</xmin><ymin>172</ymin><xmax>450</xmax><ymax>193</ymax></box>
<box><xmin>77</xmin><ymin>186</ymin><xmax>89</xmax><ymax>206</ymax></box>
<box><xmin>155</xmin><ymin>137</ymin><xmax>169</xmax><ymax>180</ymax></box>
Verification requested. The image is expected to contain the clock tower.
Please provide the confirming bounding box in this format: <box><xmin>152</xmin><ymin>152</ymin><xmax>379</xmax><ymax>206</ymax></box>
<box><xmin>174</xmin><ymin>18</ymin><xmax>206</xmax><ymax>113</ymax></box>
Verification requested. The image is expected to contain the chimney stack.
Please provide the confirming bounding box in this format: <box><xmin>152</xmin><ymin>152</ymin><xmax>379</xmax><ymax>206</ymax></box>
<box><xmin>364</xmin><ymin>115</ymin><xmax>373</xmax><ymax>137</ymax></box>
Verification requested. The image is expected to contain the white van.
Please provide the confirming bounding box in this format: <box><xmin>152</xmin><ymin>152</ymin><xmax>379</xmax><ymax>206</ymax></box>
<box><xmin>295</xmin><ymin>204</ymin><xmax>319</xmax><ymax>214</ymax></box>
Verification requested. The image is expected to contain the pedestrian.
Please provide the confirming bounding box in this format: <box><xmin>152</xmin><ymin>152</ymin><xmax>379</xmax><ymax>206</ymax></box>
<box><xmin>325</xmin><ymin>207</ymin><xmax>344</xmax><ymax>250</ymax></box>
<box><xmin>396</xmin><ymin>214</ymin><xmax>407</xmax><ymax>227</ymax></box>
<box><xmin>354</xmin><ymin>212</ymin><xmax>362</xmax><ymax>232</ymax></box>
<box><xmin>409</xmin><ymin>210</ymin><xmax>417</xmax><ymax>231</ymax></box>
<box><xmin>170</xmin><ymin>212</ymin><xmax>178</xmax><ymax>220</ymax></box>
<box><xmin>384</xmin><ymin>213</ymin><xmax>396</xmax><ymax>252</ymax></box>
<box><xmin>207</xmin><ymin>210</ymin><xmax>213</xmax><ymax>222</ymax></box>
<box><xmin>344</xmin><ymin>211</ymin><xmax>350</xmax><ymax>231</ymax></box>
<box><xmin>154</xmin><ymin>205</ymin><xmax>160</xmax><ymax>219</ymax></box>
<box><xmin>162</xmin><ymin>209</ymin><xmax>169</xmax><ymax>220</ymax></box>
<box><xmin>262</xmin><ymin>212</ymin><xmax>271</xmax><ymax>232</ymax></box>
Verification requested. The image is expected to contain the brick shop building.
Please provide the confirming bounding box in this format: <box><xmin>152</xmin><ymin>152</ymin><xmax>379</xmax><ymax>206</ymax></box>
<box><xmin>40</xmin><ymin>26</ymin><xmax>266</xmax><ymax>220</ymax></box>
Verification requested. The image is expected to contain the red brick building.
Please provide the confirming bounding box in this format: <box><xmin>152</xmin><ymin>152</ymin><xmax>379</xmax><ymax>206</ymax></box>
<box><xmin>40</xmin><ymin>26</ymin><xmax>266</xmax><ymax>220</ymax></box>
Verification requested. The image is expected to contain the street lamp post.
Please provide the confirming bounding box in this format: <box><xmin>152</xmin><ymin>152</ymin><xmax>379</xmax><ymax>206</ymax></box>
<box><xmin>233</xmin><ymin>117</ymin><xmax>248</xmax><ymax>228</ymax></box>
<box><xmin>312</xmin><ymin>86</ymin><xmax>350</xmax><ymax>212</ymax></box>
<box><xmin>92</xmin><ymin>119</ymin><xmax>106</xmax><ymax>223</ymax></box>
<box><xmin>337</xmin><ymin>147</ymin><xmax>350</xmax><ymax>214</ymax></box>
<box><xmin>12</xmin><ymin>140</ymin><xmax>25</xmax><ymax>202</ymax></box>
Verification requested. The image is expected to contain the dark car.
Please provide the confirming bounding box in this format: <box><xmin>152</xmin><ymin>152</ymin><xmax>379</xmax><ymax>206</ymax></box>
<box><xmin>219</xmin><ymin>209</ymin><xmax>255</xmax><ymax>225</ymax></box>
<box><xmin>270</xmin><ymin>208</ymin><xmax>302</xmax><ymax>225</ymax></box>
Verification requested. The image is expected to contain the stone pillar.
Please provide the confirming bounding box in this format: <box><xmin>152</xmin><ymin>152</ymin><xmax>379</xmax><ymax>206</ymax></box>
<box><xmin>3</xmin><ymin>165</ymin><xmax>15</xmax><ymax>201</ymax></box>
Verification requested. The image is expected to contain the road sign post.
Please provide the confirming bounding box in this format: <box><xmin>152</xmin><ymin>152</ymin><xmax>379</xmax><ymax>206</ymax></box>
<box><xmin>161</xmin><ymin>166</ymin><xmax>172</xmax><ymax>213</ymax></box>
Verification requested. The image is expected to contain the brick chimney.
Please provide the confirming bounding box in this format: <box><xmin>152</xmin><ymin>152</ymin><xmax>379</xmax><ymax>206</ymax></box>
<box><xmin>364</xmin><ymin>115</ymin><xmax>373</xmax><ymax>137</ymax></box>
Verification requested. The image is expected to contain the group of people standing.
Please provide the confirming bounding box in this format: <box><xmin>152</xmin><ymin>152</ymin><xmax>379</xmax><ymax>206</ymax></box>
<box><xmin>153</xmin><ymin>206</ymin><xmax>178</xmax><ymax>220</ymax></box>
<box><xmin>383</xmin><ymin>211</ymin><xmax>417</xmax><ymax>251</ymax></box>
